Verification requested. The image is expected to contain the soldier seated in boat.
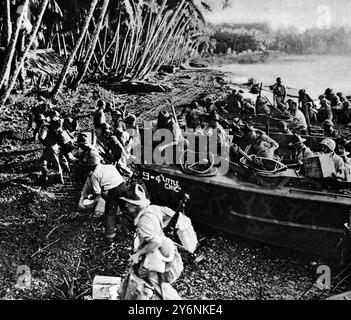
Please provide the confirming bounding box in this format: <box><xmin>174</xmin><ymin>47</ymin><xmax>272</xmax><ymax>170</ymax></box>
<box><xmin>337</xmin><ymin>92</ymin><xmax>347</xmax><ymax>104</ymax></box>
<box><xmin>317</xmin><ymin>99</ymin><xmax>333</xmax><ymax>123</ymax></box>
<box><xmin>255</xmin><ymin>96</ymin><xmax>270</xmax><ymax>115</ymax></box>
<box><xmin>324</xmin><ymin>88</ymin><xmax>335</xmax><ymax>103</ymax></box>
<box><xmin>226</xmin><ymin>89</ymin><xmax>244</xmax><ymax>114</ymax></box>
<box><xmin>241</xmin><ymin>98</ymin><xmax>257</xmax><ymax>116</ymax></box>
<box><xmin>204</xmin><ymin>111</ymin><xmax>229</xmax><ymax>154</ymax></box>
<box><xmin>184</xmin><ymin>101</ymin><xmax>207</xmax><ymax>134</ymax></box>
<box><xmin>323</xmin><ymin>120</ymin><xmax>340</xmax><ymax>138</ymax></box>
<box><xmin>337</xmin><ymin>101</ymin><xmax>351</xmax><ymax>125</ymax></box>
<box><xmin>298</xmin><ymin>89</ymin><xmax>317</xmax><ymax>126</ymax></box>
<box><xmin>156</xmin><ymin>110</ymin><xmax>188</xmax><ymax>154</ymax></box>
<box><xmin>318</xmin><ymin>138</ymin><xmax>345</xmax><ymax>180</ymax></box>
<box><xmin>288</xmin><ymin>134</ymin><xmax>314</xmax><ymax>174</ymax></box>
<box><xmin>287</xmin><ymin>100</ymin><xmax>308</xmax><ymax>133</ymax></box>
<box><xmin>241</xmin><ymin>123</ymin><xmax>279</xmax><ymax>160</ymax></box>
<box><xmin>335</xmin><ymin>145</ymin><xmax>351</xmax><ymax>181</ymax></box>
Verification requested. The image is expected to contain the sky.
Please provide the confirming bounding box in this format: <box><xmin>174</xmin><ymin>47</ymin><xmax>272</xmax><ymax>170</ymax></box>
<box><xmin>204</xmin><ymin>0</ymin><xmax>351</xmax><ymax>32</ymax></box>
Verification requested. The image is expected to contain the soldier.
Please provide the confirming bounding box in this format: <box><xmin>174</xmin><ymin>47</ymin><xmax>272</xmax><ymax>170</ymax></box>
<box><xmin>288</xmin><ymin>134</ymin><xmax>314</xmax><ymax>174</ymax></box>
<box><xmin>324</xmin><ymin>88</ymin><xmax>334</xmax><ymax>102</ymax></box>
<box><xmin>119</xmin><ymin>184</ymin><xmax>183</xmax><ymax>300</ymax></box>
<box><xmin>125</xmin><ymin>113</ymin><xmax>141</xmax><ymax>151</ymax></box>
<box><xmin>106</xmin><ymin>103</ymin><xmax>126</xmax><ymax>134</ymax></box>
<box><xmin>81</xmin><ymin>159</ymin><xmax>127</xmax><ymax>244</ymax></box>
<box><xmin>38</xmin><ymin>117</ymin><xmax>65</xmax><ymax>186</ymax></box>
<box><xmin>337</xmin><ymin>92</ymin><xmax>347</xmax><ymax>104</ymax></box>
<box><xmin>320</xmin><ymin>138</ymin><xmax>345</xmax><ymax>180</ymax></box>
<box><xmin>337</xmin><ymin>101</ymin><xmax>351</xmax><ymax>125</ymax></box>
<box><xmin>323</xmin><ymin>119</ymin><xmax>339</xmax><ymax>138</ymax></box>
<box><xmin>226</xmin><ymin>89</ymin><xmax>243</xmax><ymax>114</ymax></box>
<box><xmin>93</xmin><ymin>100</ymin><xmax>107</xmax><ymax>139</ymax></box>
<box><xmin>156</xmin><ymin>110</ymin><xmax>188</xmax><ymax>154</ymax></box>
<box><xmin>204</xmin><ymin>111</ymin><xmax>229</xmax><ymax>152</ymax></box>
<box><xmin>287</xmin><ymin>100</ymin><xmax>308</xmax><ymax>132</ymax></box>
<box><xmin>76</xmin><ymin>133</ymin><xmax>102</xmax><ymax>178</ymax></box>
<box><xmin>28</xmin><ymin>101</ymin><xmax>54</xmax><ymax>141</ymax></box>
<box><xmin>272</xmin><ymin>77</ymin><xmax>287</xmax><ymax>106</ymax></box>
<box><xmin>298</xmin><ymin>89</ymin><xmax>315</xmax><ymax>127</ymax></box>
<box><xmin>185</xmin><ymin>101</ymin><xmax>207</xmax><ymax>133</ymax></box>
<box><xmin>317</xmin><ymin>99</ymin><xmax>333</xmax><ymax>123</ymax></box>
<box><xmin>243</xmin><ymin>124</ymin><xmax>279</xmax><ymax>159</ymax></box>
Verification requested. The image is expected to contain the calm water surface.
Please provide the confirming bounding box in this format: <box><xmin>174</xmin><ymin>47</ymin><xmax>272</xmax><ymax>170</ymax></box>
<box><xmin>212</xmin><ymin>55</ymin><xmax>351</xmax><ymax>99</ymax></box>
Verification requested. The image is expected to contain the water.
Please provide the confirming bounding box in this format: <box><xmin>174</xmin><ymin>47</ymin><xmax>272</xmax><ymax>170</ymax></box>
<box><xmin>212</xmin><ymin>55</ymin><xmax>351</xmax><ymax>99</ymax></box>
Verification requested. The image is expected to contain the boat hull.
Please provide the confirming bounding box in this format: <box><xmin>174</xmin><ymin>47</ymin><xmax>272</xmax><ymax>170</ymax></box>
<box><xmin>139</xmin><ymin>164</ymin><xmax>351</xmax><ymax>260</ymax></box>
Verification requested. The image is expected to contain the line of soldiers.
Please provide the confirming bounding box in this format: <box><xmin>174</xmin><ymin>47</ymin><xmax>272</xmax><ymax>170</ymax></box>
<box><xmin>30</xmin><ymin>98</ymin><xmax>189</xmax><ymax>300</ymax></box>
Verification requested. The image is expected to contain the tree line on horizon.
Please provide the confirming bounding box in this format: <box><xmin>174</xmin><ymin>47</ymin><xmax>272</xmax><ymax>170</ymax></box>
<box><xmin>207</xmin><ymin>22</ymin><xmax>351</xmax><ymax>56</ymax></box>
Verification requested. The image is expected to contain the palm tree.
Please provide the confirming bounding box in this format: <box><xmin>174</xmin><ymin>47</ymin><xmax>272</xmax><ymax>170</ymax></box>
<box><xmin>51</xmin><ymin>0</ymin><xmax>99</xmax><ymax>97</ymax></box>
<box><xmin>0</xmin><ymin>0</ymin><xmax>50</xmax><ymax>106</ymax></box>
<box><xmin>0</xmin><ymin>0</ymin><xmax>30</xmax><ymax>91</ymax></box>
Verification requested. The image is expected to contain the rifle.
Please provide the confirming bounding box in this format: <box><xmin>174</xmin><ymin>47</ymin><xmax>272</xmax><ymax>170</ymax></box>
<box><xmin>164</xmin><ymin>193</ymin><xmax>190</xmax><ymax>240</ymax></box>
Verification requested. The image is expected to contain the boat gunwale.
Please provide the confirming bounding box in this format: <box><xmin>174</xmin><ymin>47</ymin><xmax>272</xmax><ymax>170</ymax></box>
<box><xmin>139</xmin><ymin>164</ymin><xmax>351</xmax><ymax>205</ymax></box>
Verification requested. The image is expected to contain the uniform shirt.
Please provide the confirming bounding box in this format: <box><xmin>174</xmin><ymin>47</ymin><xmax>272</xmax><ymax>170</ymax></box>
<box><xmin>89</xmin><ymin>164</ymin><xmax>124</xmax><ymax>195</ymax></box>
<box><xmin>272</xmin><ymin>84</ymin><xmax>286</xmax><ymax>98</ymax></box>
<box><xmin>251</xmin><ymin>132</ymin><xmax>279</xmax><ymax>159</ymax></box>
<box><xmin>332</xmin><ymin>153</ymin><xmax>345</xmax><ymax>179</ymax></box>
<box><xmin>292</xmin><ymin>109</ymin><xmax>307</xmax><ymax>129</ymax></box>
<box><xmin>317</xmin><ymin>106</ymin><xmax>333</xmax><ymax>123</ymax></box>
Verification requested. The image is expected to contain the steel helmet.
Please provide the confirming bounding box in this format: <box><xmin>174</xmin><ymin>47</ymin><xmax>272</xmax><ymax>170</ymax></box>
<box><xmin>320</xmin><ymin>138</ymin><xmax>336</xmax><ymax>152</ymax></box>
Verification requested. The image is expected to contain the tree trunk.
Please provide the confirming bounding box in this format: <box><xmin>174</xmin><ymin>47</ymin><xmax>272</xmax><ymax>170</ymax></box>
<box><xmin>0</xmin><ymin>0</ymin><xmax>29</xmax><ymax>91</ymax></box>
<box><xmin>73</xmin><ymin>0</ymin><xmax>110</xmax><ymax>88</ymax></box>
<box><xmin>2</xmin><ymin>0</ymin><xmax>12</xmax><ymax>46</ymax></box>
<box><xmin>51</xmin><ymin>0</ymin><xmax>99</xmax><ymax>97</ymax></box>
<box><xmin>0</xmin><ymin>0</ymin><xmax>49</xmax><ymax>106</ymax></box>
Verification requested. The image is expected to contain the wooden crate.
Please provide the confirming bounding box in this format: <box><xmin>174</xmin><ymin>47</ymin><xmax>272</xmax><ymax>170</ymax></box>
<box><xmin>304</xmin><ymin>154</ymin><xmax>336</xmax><ymax>179</ymax></box>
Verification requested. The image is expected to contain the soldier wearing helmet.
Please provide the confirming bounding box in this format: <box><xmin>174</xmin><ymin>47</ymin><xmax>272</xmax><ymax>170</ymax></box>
<box><xmin>323</xmin><ymin>119</ymin><xmax>339</xmax><ymax>138</ymax></box>
<box><xmin>320</xmin><ymin>138</ymin><xmax>345</xmax><ymax>179</ymax></box>
<box><xmin>317</xmin><ymin>99</ymin><xmax>333</xmax><ymax>123</ymax></box>
<box><xmin>80</xmin><ymin>161</ymin><xmax>126</xmax><ymax>244</ymax></box>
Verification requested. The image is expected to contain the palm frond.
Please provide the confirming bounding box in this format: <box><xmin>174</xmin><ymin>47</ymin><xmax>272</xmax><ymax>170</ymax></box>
<box><xmin>201</xmin><ymin>1</ymin><xmax>212</xmax><ymax>12</ymax></box>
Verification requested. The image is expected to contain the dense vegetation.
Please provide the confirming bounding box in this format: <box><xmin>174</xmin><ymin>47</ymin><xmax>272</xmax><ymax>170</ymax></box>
<box><xmin>0</xmin><ymin>0</ymin><xmax>227</xmax><ymax>106</ymax></box>
<box><xmin>208</xmin><ymin>23</ymin><xmax>351</xmax><ymax>56</ymax></box>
